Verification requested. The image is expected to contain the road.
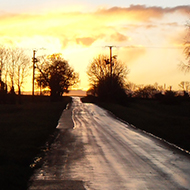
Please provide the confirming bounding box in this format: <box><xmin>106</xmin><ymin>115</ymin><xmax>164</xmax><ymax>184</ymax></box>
<box><xmin>29</xmin><ymin>97</ymin><xmax>190</xmax><ymax>190</ymax></box>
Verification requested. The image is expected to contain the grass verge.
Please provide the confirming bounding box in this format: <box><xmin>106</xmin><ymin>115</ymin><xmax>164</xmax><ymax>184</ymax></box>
<box><xmin>0</xmin><ymin>95</ymin><xmax>71</xmax><ymax>190</ymax></box>
<box><xmin>81</xmin><ymin>96</ymin><xmax>190</xmax><ymax>153</ymax></box>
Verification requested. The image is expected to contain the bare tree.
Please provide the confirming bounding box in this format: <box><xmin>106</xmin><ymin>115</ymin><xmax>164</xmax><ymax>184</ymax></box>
<box><xmin>181</xmin><ymin>20</ymin><xmax>190</xmax><ymax>72</ymax></box>
<box><xmin>7</xmin><ymin>48</ymin><xmax>30</xmax><ymax>95</ymax></box>
<box><xmin>87</xmin><ymin>54</ymin><xmax>129</xmax><ymax>102</ymax></box>
<box><xmin>0</xmin><ymin>46</ymin><xmax>9</xmax><ymax>93</ymax></box>
<box><xmin>88</xmin><ymin>55</ymin><xmax>128</xmax><ymax>86</ymax></box>
<box><xmin>14</xmin><ymin>49</ymin><xmax>30</xmax><ymax>95</ymax></box>
<box><xmin>179</xmin><ymin>81</ymin><xmax>190</xmax><ymax>92</ymax></box>
<box><xmin>0</xmin><ymin>46</ymin><xmax>9</xmax><ymax>81</ymax></box>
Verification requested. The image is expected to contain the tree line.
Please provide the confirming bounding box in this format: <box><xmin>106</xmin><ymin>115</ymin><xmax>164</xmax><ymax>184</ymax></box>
<box><xmin>86</xmin><ymin>21</ymin><xmax>190</xmax><ymax>104</ymax></box>
<box><xmin>0</xmin><ymin>46</ymin><xmax>30</xmax><ymax>103</ymax></box>
<box><xmin>0</xmin><ymin>44</ymin><xmax>190</xmax><ymax>104</ymax></box>
<box><xmin>86</xmin><ymin>54</ymin><xmax>190</xmax><ymax>105</ymax></box>
<box><xmin>0</xmin><ymin>47</ymin><xmax>79</xmax><ymax>103</ymax></box>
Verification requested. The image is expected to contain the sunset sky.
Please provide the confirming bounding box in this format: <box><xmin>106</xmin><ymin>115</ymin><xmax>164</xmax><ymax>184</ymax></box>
<box><xmin>0</xmin><ymin>0</ymin><xmax>190</xmax><ymax>91</ymax></box>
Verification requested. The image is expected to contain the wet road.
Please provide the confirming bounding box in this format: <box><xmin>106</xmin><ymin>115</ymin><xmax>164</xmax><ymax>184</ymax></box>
<box><xmin>29</xmin><ymin>97</ymin><xmax>190</xmax><ymax>190</ymax></box>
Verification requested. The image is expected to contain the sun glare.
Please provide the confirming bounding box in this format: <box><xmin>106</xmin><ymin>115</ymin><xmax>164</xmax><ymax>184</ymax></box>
<box><xmin>0</xmin><ymin>4</ymin><xmax>189</xmax><ymax>92</ymax></box>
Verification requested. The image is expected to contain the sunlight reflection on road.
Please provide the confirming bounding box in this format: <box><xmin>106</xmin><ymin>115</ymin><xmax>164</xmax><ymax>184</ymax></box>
<box><xmin>29</xmin><ymin>97</ymin><xmax>190</xmax><ymax>190</ymax></box>
<box><xmin>69</xmin><ymin>97</ymin><xmax>190</xmax><ymax>190</ymax></box>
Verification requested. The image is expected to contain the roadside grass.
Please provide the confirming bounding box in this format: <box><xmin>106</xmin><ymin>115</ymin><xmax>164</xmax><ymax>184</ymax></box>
<box><xmin>0</xmin><ymin>95</ymin><xmax>71</xmax><ymax>190</ymax></box>
<box><xmin>81</xmin><ymin>96</ymin><xmax>190</xmax><ymax>152</ymax></box>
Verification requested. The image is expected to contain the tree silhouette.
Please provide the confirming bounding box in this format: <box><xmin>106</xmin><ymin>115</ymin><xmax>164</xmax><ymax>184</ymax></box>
<box><xmin>36</xmin><ymin>54</ymin><xmax>79</xmax><ymax>101</ymax></box>
<box><xmin>134</xmin><ymin>85</ymin><xmax>159</xmax><ymax>99</ymax></box>
<box><xmin>10</xmin><ymin>48</ymin><xmax>30</xmax><ymax>95</ymax></box>
<box><xmin>178</xmin><ymin>81</ymin><xmax>190</xmax><ymax>92</ymax></box>
<box><xmin>181</xmin><ymin>20</ymin><xmax>190</xmax><ymax>72</ymax></box>
<box><xmin>0</xmin><ymin>46</ymin><xmax>9</xmax><ymax>83</ymax></box>
<box><xmin>87</xmin><ymin>54</ymin><xmax>129</xmax><ymax>103</ymax></box>
<box><xmin>0</xmin><ymin>47</ymin><xmax>30</xmax><ymax>95</ymax></box>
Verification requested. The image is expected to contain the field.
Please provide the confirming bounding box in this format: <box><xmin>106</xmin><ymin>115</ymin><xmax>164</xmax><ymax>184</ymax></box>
<box><xmin>81</xmin><ymin>96</ymin><xmax>190</xmax><ymax>153</ymax></box>
<box><xmin>1</xmin><ymin>95</ymin><xmax>190</xmax><ymax>189</ymax></box>
<box><xmin>0</xmin><ymin>95</ymin><xmax>71</xmax><ymax>190</ymax></box>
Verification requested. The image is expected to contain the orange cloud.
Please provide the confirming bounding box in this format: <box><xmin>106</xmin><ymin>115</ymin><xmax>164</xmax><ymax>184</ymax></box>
<box><xmin>0</xmin><ymin>5</ymin><xmax>189</xmax><ymax>49</ymax></box>
<box><xmin>96</xmin><ymin>5</ymin><xmax>190</xmax><ymax>22</ymax></box>
<box><xmin>110</xmin><ymin>32</ymin><xmax>128</xmax><ymax>42</ymax></box>
<box><xmin>76</xmin><ymin>37</ymin><xmax>96</xmax><ymax>46</ymax></box>
<box><xmin>0</xmin><ymin>5</ymin><xmax>188</xmax><ymax>63</ymax></box>
<box><xmin>0</xmin><ymin>4</ymin><xmax>189</xmax><ymax>91</ymax></box>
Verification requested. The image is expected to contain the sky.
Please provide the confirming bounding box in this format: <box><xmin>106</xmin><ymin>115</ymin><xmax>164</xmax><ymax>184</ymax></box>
<box><xmin>0</xmin><ymin>0</ymin><xmax>190</xmax><ymax>91</ymax></box>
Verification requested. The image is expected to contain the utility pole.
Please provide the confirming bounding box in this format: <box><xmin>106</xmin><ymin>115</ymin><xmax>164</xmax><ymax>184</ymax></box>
<box><xmin>32</xmin><ymin>50</ymin><xmax>37</xmax><ymax>96</ymax></box>
<box><xmin>109</xmin><ymin>46</ymin><xmax>113</xmax><ymax>76</ymax></box>
<box><xmin>32</xmin><ymin>48</ymin><xmax>45</xmax><ymax>96</ymax></box>
<box><xmin>106</xmin><ymin>46</ymin><xmax>115</xmax><ymax>76</ymax></box>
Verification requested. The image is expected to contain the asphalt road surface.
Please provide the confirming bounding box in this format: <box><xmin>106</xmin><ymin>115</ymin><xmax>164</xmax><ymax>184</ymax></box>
<box><xmin>29</xmin><ymin>97</ymin><xmax>190</xmax><ymax>190</ymax></box>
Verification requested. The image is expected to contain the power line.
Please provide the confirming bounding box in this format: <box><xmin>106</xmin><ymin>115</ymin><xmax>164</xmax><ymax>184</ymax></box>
<box><xmin>115</xmin><ymin>45</ymin><xmax>184</xmax><ymax>49</ymax></box>
<box><xmin>96</xmin><ymin>45</ymin><xmax>184</xmax><ymax>50</ymax></box>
